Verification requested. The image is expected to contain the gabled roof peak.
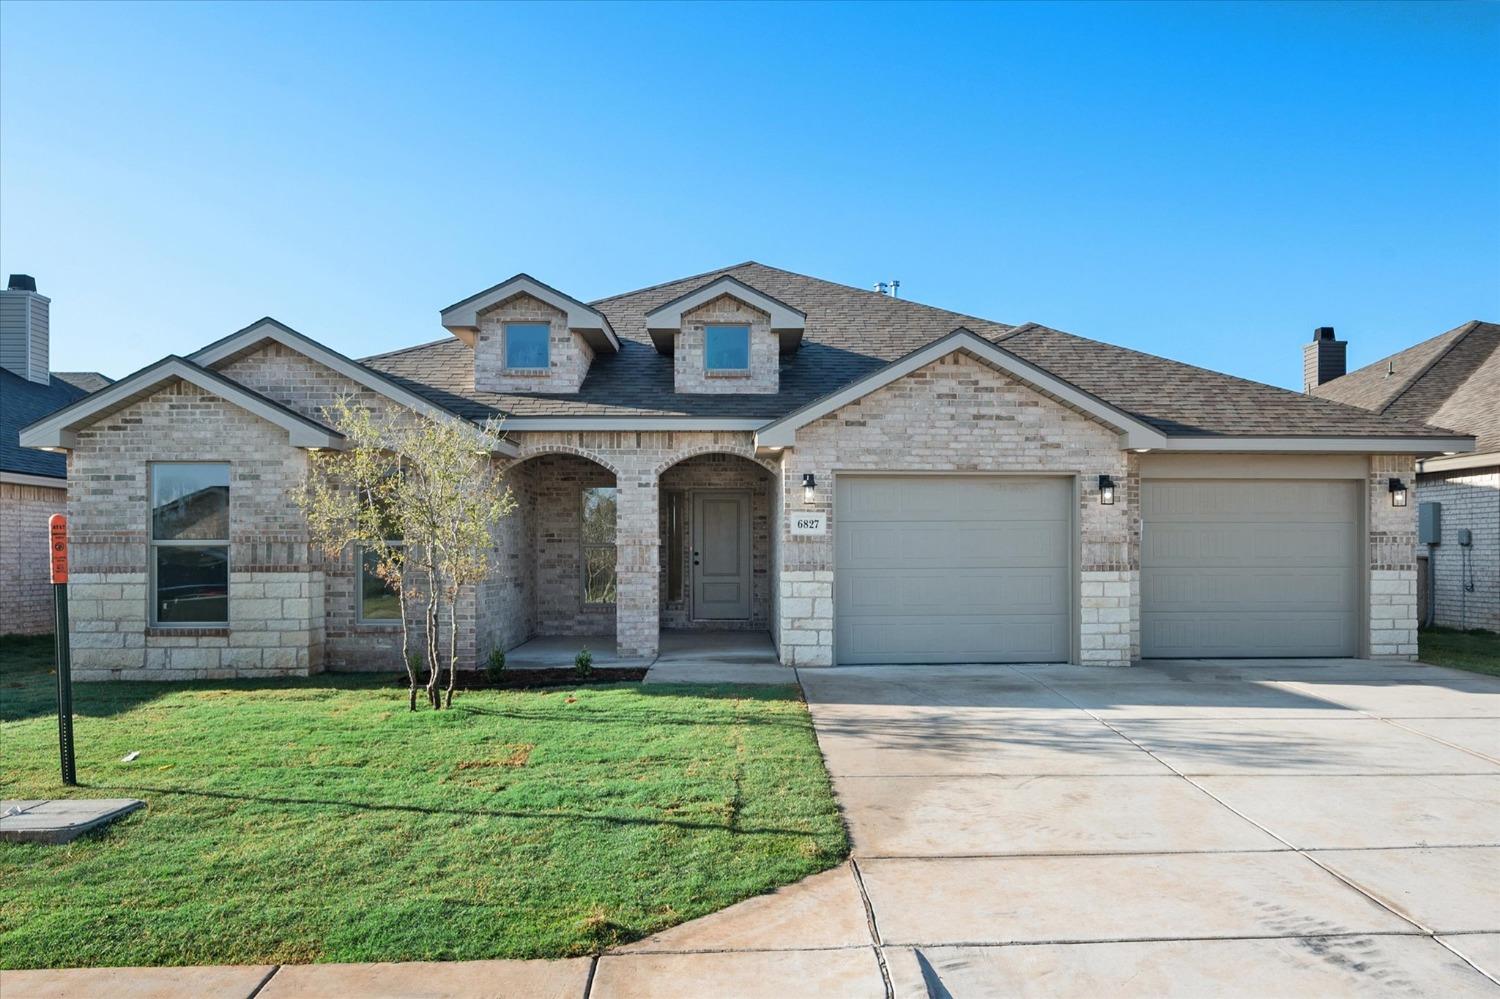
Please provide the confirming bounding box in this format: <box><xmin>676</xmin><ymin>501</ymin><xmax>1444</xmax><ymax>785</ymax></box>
<box><xmin>642</xmin><ymin>274</ymin><xmax>807</xmax><ymax>355</ymax></box>
<box><xmin>440</xmin><ymin>273</ymin><xmax>618</xmax><ymax>353</ymax></box>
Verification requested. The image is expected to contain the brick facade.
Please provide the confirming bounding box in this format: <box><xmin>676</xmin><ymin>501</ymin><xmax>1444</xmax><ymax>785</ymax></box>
<box><xmin>0</xmin><ymin>479</ymin><xmax>66</xmax><ymax>635</ymax></box>
<box><xmin>1418</xmin><ymin>464</ymin><xmax>1499</xmax><ymax>633</ymax></box>
<box><xmin>674</xmin><ymin>295</ymin><xmax>779</xmax><ymax>394</ymax></box>
<box><xmin>1367</xmin><ymin>454</ymin><xmax>1420</xmax><ymax>659</ymax></box>
<box><xmin>475</xmin><ymin>294</ymin><xmax>594</xmax><ymax>394</ymax></box>
<box><xmin>772</xmin><ymin>350</ymin><xmax>1138</xmax><ymax>667</ymax></box>
<box><xmin>658</xmin><ymin>453</ymin><xmax>773</xmax><ymax>630</ymax></box>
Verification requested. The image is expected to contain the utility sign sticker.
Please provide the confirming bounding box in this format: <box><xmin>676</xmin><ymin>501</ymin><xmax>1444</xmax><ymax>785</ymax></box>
<box><xmin>49</xmin><ymin>513</ymin><xmax>69</xmax><ymax>584</ymax></box>
<box><xmin>790</xmin><ymin>513</ymin><xmax>827</xmax><ymax>536</ymax></box>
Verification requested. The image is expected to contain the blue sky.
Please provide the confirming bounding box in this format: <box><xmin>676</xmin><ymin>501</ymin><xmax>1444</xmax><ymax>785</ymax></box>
<box><xmin>1</xmin><ymin>0</ymin><xmax>1496</xmax><ymax>389</ymax></box>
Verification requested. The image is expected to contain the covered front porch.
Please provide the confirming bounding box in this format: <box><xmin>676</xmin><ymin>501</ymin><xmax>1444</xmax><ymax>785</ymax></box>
<box><xmin>491</xmin><ymin>447</ymin><xmax>782</xmax><ymax>667</ymax></box>
<box><xmin>503</xmin><ymin>629</ymin><xmax>791</xmax><ymax>683</ymax></box>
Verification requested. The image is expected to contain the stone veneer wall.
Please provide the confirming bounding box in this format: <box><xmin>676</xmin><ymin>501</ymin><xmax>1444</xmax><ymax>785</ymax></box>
<box><xmin>657</xmin><ymin>453</ymin><xmax>772</xmax><ymax>630</ymax></box>
<box><xmin>0</xmin><ymin>480</ymin><xmax>67</xmax><ymax>635</ymax></box>
<box><xmin>474</xmin><ymin>293</ymin><xmax>594</xmax><ymax>395</ymax></box>
<box><xmin>65</xmin><ymin>381</ymin><xmax>323</xmax><ymax>680</ymax></box>
<box><xmin>503</xmin><ymin>433</ymin><xmax>776</xmax><ymax>658</ymax></box>
<box><xmin>1368</xmin><ymin>454</ymin><xmax>1420</xmax><ymax>659</ymax></box>
<box><xmin>772</xmin><ymin>351</ymin><xmax>1138</xmax><ymax>667</ymax></box>
<box><xmin>674</xmin><ymin>295</ymin><xmax>779</xmax><ymax>394</ymax></box>
<box><xmin>1418</xmin><ymin>464</ymin><xmax>1499</xmax><ymax>633</ymax></box>
<box><xmin>528</xmin><ymin>453</ymin><xmax>619</xmax><ymax>637</ymax></box>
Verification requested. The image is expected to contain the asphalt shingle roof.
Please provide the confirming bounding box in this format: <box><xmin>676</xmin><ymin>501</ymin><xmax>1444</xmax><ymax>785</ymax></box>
<box><xmin>1</xmin><ymin>369</ymin><xmax>94</xmax><ymax>477</ymax></box>
<box><xmin>361</xmin><ymin>262</ymin><xmax>1463</xmax><ymax>439</ymax></box>
<box><xmin>1311</xmin><ymin>320</ymin><xmax>1500</xmax><ymax>452</ymax></box>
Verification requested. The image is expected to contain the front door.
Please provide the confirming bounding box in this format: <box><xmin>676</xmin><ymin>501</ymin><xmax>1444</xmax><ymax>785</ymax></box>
<box><xmin>692</xmin><ymin>491</ymin><xmax>751</xmax><ymax>620</ymax></box>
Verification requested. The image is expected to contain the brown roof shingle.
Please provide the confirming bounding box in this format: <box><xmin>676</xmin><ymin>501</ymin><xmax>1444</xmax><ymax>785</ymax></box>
<box><xmin>1311</xmin><ymin>321</ymin><xmax>1499</xmax><ymax>451</ymax></box>
<box><xmin>361</xmin><ymin>262</ymin><xmax>1467</xmax><ymax>440</ymax></box>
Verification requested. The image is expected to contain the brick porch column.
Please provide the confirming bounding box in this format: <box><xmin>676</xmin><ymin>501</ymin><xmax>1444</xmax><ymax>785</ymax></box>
<box><xmin>615</xmin><ymin>472</ymin><xmax>660</xmax><ymax>659</ymax></box>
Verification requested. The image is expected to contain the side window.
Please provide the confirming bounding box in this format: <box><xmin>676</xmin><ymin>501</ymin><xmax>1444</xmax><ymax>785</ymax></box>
<box><xmin>704</xmin><ymin>325</ymin><xmax>750</xmax><ymax>371</ymax></box>
<box><xmin>505</xmin><ymin>322</ymin><xmax>551</xmax><ymax>370</ymax></box>
<box><xmin>358</xmin><ymin>547</ymin><xmax>402</xmax><ymax>622</ymax></box>
<box><xmin>581</xmin><ymin>486</ymin><xmax>617</xmax><ymax>605</ymax></box>
<box><xmin>150</xmin><ymin>462</ymin><xmax>230</xmax><ymax>625</ymax></box>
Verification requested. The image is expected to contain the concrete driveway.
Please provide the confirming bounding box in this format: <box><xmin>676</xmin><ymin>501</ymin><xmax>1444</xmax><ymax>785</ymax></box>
<box><xmin>601</xmin><ymin>657</ymin><xmax>1500</xmax><ymax>997</ymax></box>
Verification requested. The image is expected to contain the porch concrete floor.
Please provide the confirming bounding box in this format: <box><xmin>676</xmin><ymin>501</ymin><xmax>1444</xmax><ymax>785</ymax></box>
<box><xmin>502</xmin><ymin>635</ymin><xmax>646</xmax><ymax>670</ymax></box>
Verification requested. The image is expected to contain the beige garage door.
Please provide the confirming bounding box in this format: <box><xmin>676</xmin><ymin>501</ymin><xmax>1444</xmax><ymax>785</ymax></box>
<box><xmin>835</xmin><ymin>475</ymin><xmax>1072</xmax><ymax>664</ymax></box>
<box><xmin>1141</xmin><ymin>480</ymin><xmax>1361</xmax><ymax>658</ymax></box>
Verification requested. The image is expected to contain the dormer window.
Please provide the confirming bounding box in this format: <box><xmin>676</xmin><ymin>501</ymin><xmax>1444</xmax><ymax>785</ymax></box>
<box><xmin>705</xmin><ymin>325</ymin><xmax>750</xmax><ymax>373</ymax></box>
<box><xmin>505</xmin><ymin>322</ymin><xmax>550</xmax><ymax>371</ymax></box>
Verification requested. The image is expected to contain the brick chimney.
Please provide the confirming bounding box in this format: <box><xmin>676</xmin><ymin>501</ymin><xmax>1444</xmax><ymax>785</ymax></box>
<box><xmin>0</xmin><ymin>274</ymin><xmax>50</xmax><ymax>384</ymax></box>
<box><xmin>1302</xmin><ymin>326</ymin><xmax>1346</xmax><ymax>393</ymax></box>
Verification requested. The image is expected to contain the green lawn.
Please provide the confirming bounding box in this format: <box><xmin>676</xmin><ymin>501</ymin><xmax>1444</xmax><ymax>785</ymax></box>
<box><xmin>1419</xmin><ymin>626</ymin><xmax>1500</xmax><ymax>678</ymax></box>
<box><xmin>0</xmin><ymin>634</ymin><xmax>847</xmax><ymax>969</ymax></box>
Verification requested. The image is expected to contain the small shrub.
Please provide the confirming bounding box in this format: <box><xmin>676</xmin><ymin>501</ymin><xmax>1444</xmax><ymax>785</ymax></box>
<box><xmin>486</xmin><ymin>649</ymin><xmax>506</xmax><ymax>682</ymax></box>
<box><xmin>574</xmin><ymin>646</ymin><xmax>594</xmax><ymax>677</ymax></box>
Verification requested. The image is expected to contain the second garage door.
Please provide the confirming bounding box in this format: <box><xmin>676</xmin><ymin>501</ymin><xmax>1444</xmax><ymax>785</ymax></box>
<box><xmin>1141</xmin><ymin>479</ymin><xmax>1361</xmax><ymax>658</ymax></box>
<box><xmin>835</xmin><ymin>475</ymin><xmax>1072</xmax><ymax>664</ymax></box>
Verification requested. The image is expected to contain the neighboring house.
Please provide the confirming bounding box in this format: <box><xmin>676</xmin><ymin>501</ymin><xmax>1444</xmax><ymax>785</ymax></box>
<box><xmin>1307</xmin><ymin>321</ymin><xmax>1499</xmax><ymax>632</ymax></box>
<box><xmin>1</xmin><ymin>274</ymin><xmax>113</xmax><ymax>634</ymax></box>
<box><xmin>20</xmin><ymin>263</ymin><xmax>1473</xmax><ymax>680</ymax></box>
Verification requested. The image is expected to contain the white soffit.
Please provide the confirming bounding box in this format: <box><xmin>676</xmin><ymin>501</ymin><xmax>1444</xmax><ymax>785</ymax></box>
<box><xmin>439</xmin><ymin>274</ymin><xmax>619</xmax><ymax>353</ymax></box>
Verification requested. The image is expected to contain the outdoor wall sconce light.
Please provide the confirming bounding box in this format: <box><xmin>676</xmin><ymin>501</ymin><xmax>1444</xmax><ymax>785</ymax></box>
<box><xmin>1389</xmin><ymin>477</ymin><xmax>1408</xmax><ymax>507</ymax></box>
<box><xmin>1098</xmin><ymin>474</ymin><xmax>1116</xmax><ymax>505</ymax></box>
<box><xmin>802</xmin><ymin>473</ymin><xmax>817</xmax><ymax>503</ymax></box>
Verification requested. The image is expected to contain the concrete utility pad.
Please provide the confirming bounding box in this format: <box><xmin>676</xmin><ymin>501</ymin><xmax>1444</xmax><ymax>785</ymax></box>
<box><xmin>256</xmin><ymin>958</ymin><xmax>591</xmax><ymax>998</ymax></box>
<box><xmin>0</xmin><ymin>798</ymin><xmax>144</xmax><ymax>844</ymax></box>
<box><xmin>859</xmin><ymin>851</ymin><xmax>1414</xmax><ymax>946</ymax></box>
<box><xmin>591</xmin><ymin>948</ymin><xmax>885</xmax><ymax>999</ymax></box>
<box><xmin>1308</xmin><ymin>847</ymin><xmax>1500</xmax><ymax>934</ymax></box>
<box><xmin>836</xmin><ymin>775</ymin><xmax>1281</xmax><ymax>857</ymax></box>
<box><xmin>0</xmin><ymin>965</ymin><xmax>274</xmax><ymax>999</ymax></box>
<box><xmin>885</xmin><ymin>937</ymin><xmax>1500</xmax><ymax>998</ymax></box>
<box><xmin>1196</xmin><ymin>774</ymin><xmax>1500</xmax><ymax>849</ymax></box>
<box><xmin>1105</xmin><ymin>717</ymin><xmax>1500</xmax><ymax>775</ymax></box>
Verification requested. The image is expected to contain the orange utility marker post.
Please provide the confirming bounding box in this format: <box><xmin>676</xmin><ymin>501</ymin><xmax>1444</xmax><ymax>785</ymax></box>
<box><xmin>50</xmin><ymin>514</ymin><xmax>76</xmax><ymax>785</ymax></box>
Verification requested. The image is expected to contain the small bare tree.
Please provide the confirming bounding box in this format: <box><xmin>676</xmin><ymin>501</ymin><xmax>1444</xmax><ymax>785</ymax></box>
<box><xmin>296</xmin><ymin>397</ymin><xmax>515</xmax><ymax>709</ymax></box>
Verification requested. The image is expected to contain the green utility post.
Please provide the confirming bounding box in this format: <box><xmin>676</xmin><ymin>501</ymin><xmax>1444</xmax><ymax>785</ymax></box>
<box><xmin>50</xmin><ymin>513</ymin><xmax>76</xmax><ymax>786</ymax></box>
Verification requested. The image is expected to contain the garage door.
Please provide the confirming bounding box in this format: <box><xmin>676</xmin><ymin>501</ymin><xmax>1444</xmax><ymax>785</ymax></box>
<box><xmin>835</xmin><ymin>475</ymin><xmax>1071</xmax><ymax>664</ymax></box>
<box><xmin>1141</xmin><ymin>480</ymin><xmax>1360</xmax><ymax>658</ymax></box>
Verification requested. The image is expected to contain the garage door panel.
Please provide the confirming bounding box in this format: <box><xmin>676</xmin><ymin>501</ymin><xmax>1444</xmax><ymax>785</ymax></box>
<box><xmin>839</xmin><ymin>521</ymin><xmax>1069</xmax><ymax>569</ymax></box>
<box><xmin>1144</xmin><ymin>568</ymin><xmax>1357</xmax><ymax>614</ymax></box>
<box><xmin>838</xmin><ymin>567</ymin><xmax>1069</xmax><ymax>617</ymax></box>
<box><xmin>837</xmin><ymin>614</ymin><xmax>1068</xmax><ymax>665</ymax></box>
<box><xmin>840</xmin><ymin>476</ymin><xmax>1068</xmax><ymax>522</ymax></box>
<box><xmin>835</xmin><ymin>476</ymin><xmax>1072</xmax><ymax>665</ymax></box>
<box><xmin>1142</xmin><ymin>480</ymin><xmax>1359</xmax><ymax>659</ymax></box>
<box><xmin>1145</xmin><ymin>614</ymin><xmax>1358</xmax><ymax>659</ymax></box>
<box><xmin>1144</xmin><ymin>523</ymin><xmax>1358</xmax><ymax>568</ymax></box>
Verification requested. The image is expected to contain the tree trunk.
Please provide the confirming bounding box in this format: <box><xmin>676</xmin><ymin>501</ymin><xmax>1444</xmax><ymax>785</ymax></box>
<box><xmin>399</xmin><ymin>584</ymin><xmax>417</xmax><ymax>713</ymax></box>
<box><xmin>426</xmin><ymin>587</ymin><xmax>442</xmax><ymax>709</ymax></box>
<box><xmin>445</xmin><ymin>593</ymin><xmax>459</xmax><ymax>709</ymax></box>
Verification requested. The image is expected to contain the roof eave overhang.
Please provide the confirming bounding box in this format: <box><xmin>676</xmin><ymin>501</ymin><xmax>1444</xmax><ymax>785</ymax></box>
<box><xmin>1152</xmin><ymin>436</ymin><xmax>1476</xmax><ymax>455</ymax></box>
<box><xmin>440</xmin><ymin>274</ymin><xmax>619</xmax><ymax>353</ymax></box>
<box><xmin>187</xmin><ymin>318</ymin><xmax>520</xmax><ymax>458</ymax></box>
<box><xmin>644</xmin><ymin>276</ymin><xmax>807</xmax><ymax>356</ymax></box>
<box><xmin>754</xmin><ymin>328</ymin><xmax>1167</xmax><ymax>450</ymax></box>
<box><xmin>1418</xmin><ymin>450</ymin><xmax>1498</xmax><ymax>472</ymax></box>
<box><xmin>18</xmin><ymin>357</ymin><xmax>348</xmax><ymax>452</ymax></box>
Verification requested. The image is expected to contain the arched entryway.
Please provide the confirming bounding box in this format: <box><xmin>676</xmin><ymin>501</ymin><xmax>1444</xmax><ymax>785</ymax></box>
<box><xmin>654</xmin><ymin>451</ymin><xmax>779</xmax><ymax>663</ymax></box>
<box><xmin>489</xmin><ymin>448</ymin><xmax>623</xmax><ymax>666</ymax></box>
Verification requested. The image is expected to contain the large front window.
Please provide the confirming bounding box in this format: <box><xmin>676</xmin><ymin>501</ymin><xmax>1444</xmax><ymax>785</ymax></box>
<box><xmin>505</xmin><ymin>322</ymin><xmax>551</xmax><ymax>370</ymax></box>
<box><xmin>359</xmin><ymin>547</ymin><xmax>402</xmax><ymax>622</ymax></box>
<box><xmin>704</xmin><ymin>324</ymin><xmax>750</xmax><ymax>371</ymax></box>
<box><xmin>150</xmin><ymin>462</ymin><xmax>230</xmax><ymax>625</ymax></box>
<box><xmin>581</xmin><ymin>486</ymin><xmax>617</xmax><ymax>605</ymax></box>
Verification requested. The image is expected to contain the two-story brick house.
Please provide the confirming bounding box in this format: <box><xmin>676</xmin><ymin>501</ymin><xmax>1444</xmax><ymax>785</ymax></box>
<box><xmin>20</xmin><ymin>263</ymin><xmax>1474</xmax><ymax>679</ymax></box>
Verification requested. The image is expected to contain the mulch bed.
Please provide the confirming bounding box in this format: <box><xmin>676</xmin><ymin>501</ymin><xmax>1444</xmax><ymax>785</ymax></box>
<box><xmin>394</xmin><ymin>668</ymin><xmax>649</xmax><ymax>691</ymax></box>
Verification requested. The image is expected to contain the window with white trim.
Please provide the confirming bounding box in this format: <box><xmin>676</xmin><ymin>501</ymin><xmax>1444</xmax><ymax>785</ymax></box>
<box><xmin>150</xmin><ymin>462</ymin><xmax>230</xmax><ymax>625</ymax></box>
